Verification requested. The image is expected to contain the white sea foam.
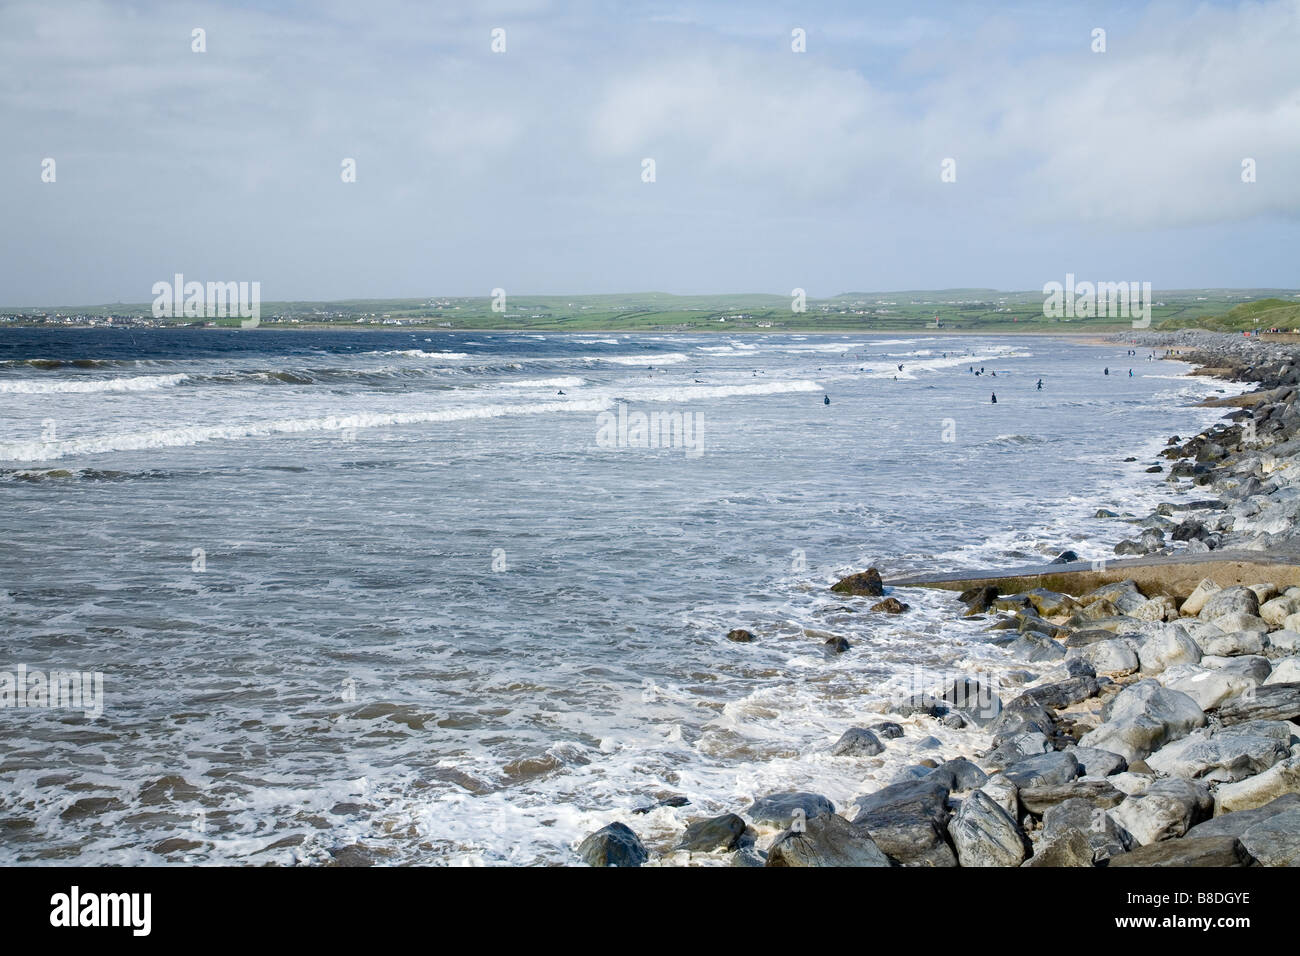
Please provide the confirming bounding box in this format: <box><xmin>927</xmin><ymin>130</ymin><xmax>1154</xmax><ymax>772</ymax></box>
<box><xmin>582</xmin><ymin>353</ymin><xmax>688</xmax><ymax>365</ymax></box>
<box><xmin>0</xmin><ymin>373</ymin><xmax>188</xmax><ymax>394</ymax></box>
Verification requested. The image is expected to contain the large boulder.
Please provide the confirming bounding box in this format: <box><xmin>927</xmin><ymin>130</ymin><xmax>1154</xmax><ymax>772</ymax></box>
<box><xmin>1137</xmin><ymin>624</ymin><xmax>1203</xmax><ymax>674</ymax></box>
<box><xmin>578</xmin><ymin>822</ymin><xmax>649</xmax><ymax>867</ymax></box>
<box><xmin>1066</xmin><ymin>746</ymin><xmax>1128</xmax><ymax>778</ymax></box>
<box><xmin>1110</xmin><ymin>778</ymin><xmax>1213</xmax><ymax>845</ymax></box>
<box><xmin>1199</xmin><ymin>629</ymin><xmax>1267</xmax><ymax>657</ymax></box>
<box><xmin>1187</xmin><ymin>793</ymin><xmax>1300</xmax><ymax>838</ymax></box>
<box><xmin>745</xmin><ymin>792</ymin><xmax>835</xmax><ymax>828</ymax></box>
<box><xmin>1268</xmin><ymin>630</ymin><xmax>1300</xmax><ymax>654</ymax></box>
<box><xmin>1001</xmin><ymin>752</ymin><xmax>1081</xmax><ymax>789</ymax></box>
<box><xmin>1018</xmin><ymin>780</ymin><xmax>1124</xmax><ymax>815</ymax></box>
<box><xmin>677</xmin><ymin>814</ymin><xmax>750</xmax><ymax>852</ymax></box>
<box><xmin>1179</xmin><ymin>578</ymin><xmax>1222</xmax><ymax>617</ymax></box>
<box><xmin>1079</xmin><ymin>580</ymin><xmax>1148</xmax><ymax>615</ymax></box>
<box><xmin>1018</xmin><ymin>676</ymin><xmax>1100</xmax><ymax>711</ymax></box>
<box><xmin>1145</xmin><ymin>729</ymin><xmax>1289</xmax><ymax>782</ymax></box>
<box><xmin>1041</xmin><ymin>796</ymin><xmax>1133</xmax><ymax>861</ymax></box>
<box><xmin>1230</xmin><ymin>808</ymin><xmax>1300</xmax><ymax>866</ymax></box>
<box><xmin>1067</xmin><ymin>639</ymin><xmax>1139</xmax><ymax>676</ymax></box>
<box><xmin>1264</xmin><ymin>657</ymin><xmax>1300</xmax><ymax>684</ymax></box>
<box><xmin>1198</xmin><ymin>585</ymin><xmax>1261</xmax><ymax>623</ymax></box>
<box><xmin>947</xmin><ymin>790</ymin><xmax>1030</xmax><ymax>867</ymax></box>
<box><xmin>1216</xmin><ymin>682</ymin><xmax>1300</xmax><ymax>724</ymax></box>
<box><xmin>1106</xmin><ymin>836</ymin><xmax>1253</xmax><ymax>867</ymax></box>
<box><xmin>851</xmin><ymin>777</ymin><xmax>957</xmax><ymax>867</ymax></box>
<box><xmin>981</xmin><ymin>732</ymin><xmax>1052</xmax><ymax>774</ymax></box>
<box><xmin>1160</xmin><ymin>664</ymin><xmax>1257</xmax><ymax>710</ymax></box>
<box><xmin>1260</xmin><ymin>595</ymin><xmax>1300</xmax><ymax>627</ymax></box>
<box><xmin>980</xmin><ymin>774</ymin><xmax>1020</xmax><ymax>821</ymax></box>
<box><xmin>1006</xmin><ymin>631</ymin><xmax>1066</xmax><ymax>662</ymax></box>
<box><xmin>929</xmin><ymin>757</ymin><xmax>989</xmax><ymax>792</ymax></box>
<box><xmin>1213</xmin><ymin>756</ymin><xmax>1300</xmax><ymax>814</ymax></box>
<box><xmin>1022</xmin><ymin>828</ymin><xmax>1095</xmax><ymax>867</ymax></box>
<box><xmin>766</xmin><ymin>813</ymin><xmax>892</xmax><ymax>867</ymax></box>
<box><xmin>937</xmin><ymin>676</ymin><xmax>1003</xmax><ymax>727</ymax></box>
<box><xmin>1078</xmin><ymin>680</ymin><xmax>1206</xmax><ymax>763</ymax></box>
<box><xmin>1023</xmin><ymin>588</ymin><xmax>1081</xmax><ymax>618</ymax></box>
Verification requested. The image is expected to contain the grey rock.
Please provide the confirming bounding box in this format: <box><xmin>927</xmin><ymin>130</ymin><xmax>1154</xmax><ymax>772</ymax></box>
<box><xmin>869</xmin><ymin>721</ymin><xmax>905</xmax><ymax>739</ymax></box>
<box><xmin>1068</xmin><ymin>639</ymin><xmax>1139</xmax><ymax>676</ymax></box>
<box><xmin>1198</xmin><ymin>585</ymin><xmax>1261</xmax><ymax>623</ymax></box>
<box><xmin>831</xmin><ymin>728</ymin><xmax>885</xmax><ymax>757</ymax></box>
<box><xmin>938</xmin><ymin>676</ymin><xmax>1003</xmax><ymax>726</ymax></box>
<box><xmin>1216</xmin><ymin>681</ymin><xmax>1300</xmax><ymax>723</ymax></box>
<box><xmin>1018</xmin><ymin>780</ymin><xmax>1125</xmax><ymax>815</ymax></box>
<box><xmin>1186</xmin><ymin>793</ymin><xmax>1300</xmax><ymax>838</ymax></box>
<box><xmin>1137</xmin><ymin>624</ymin><xmax>1203</xmax><ymax>674</ymax></box>
<box><xmin>578</xmin><ymin>822</ymin><xmax>649</xmax><ymax>867</ymax></box>
<box><xmin>1067</xmin><ymin>746</ymin><xmax>1128</xmax><ymax>778</ymax></box>
<box><xmin>947</xmin><ymin>790</ymin><xmax>1030</xmax><ymax>867</ymax></box>
<box><xmin>1107</xmin><ymin>836</ymin><xmax>1253</xmax><ymax>867</ymax></box>
<box><xmin>930</xmin><ymin>757</ymin><xmax>989</xmax><ymax>792</ymax></box>
<box><xmin>1042</xmin><ymin>796</ymin><xmax>1133</xmax><ymax>861</ymax></box>
<box><xmin>1079</xmin><ymin>680</ymin><xmax>1206</xmax><ymax>762</ymax></box>
<box><xmin>677</xmin><ymin>814</ymin><xmax>749</xmax><ymax>852</ymax></box>
<box><xmin>1110</xmin><ymin>778</ymin><xmax>1212</xmax><ymax>845</ymax></box>
<box><xmin>1022</xmin><ymin>828</ymin><xmax>1094</xmax><ymax>867</ymax></box>
<box><xmin>1213</xmin><ymin>756</ymin><xmax>1300</xmax><ymax>813</ymax></box>
<box><xmin>1145</xmin><ymin>730</ymin><xmax>1288</xmax><ymax>782</ymax></box>
<box><xmin>1233</xmin><ymin>807</ymin><xmax>1300</xmax><ymax>866</ymax></box>
<box><xmin>1200</xmin><ymin>629</ymin><xmax>1267</xmax><ymax>657</ymax></box>
<box><xmin>745</xmin><ymin>791</ymin><xmax>835</xmax><ymax>828</ymax></box>
<box><xmin>981</xmin><ymin>732</ymin><xmax>1052</xmax><ymax>774</ymax></box>
<box><xmin>1007</xmin><ymin>631</ymin><xmax>1066</xmax><ymax>662</ymax></box>
<box><xmin>765</xmin><ymin>813</ymin><xmax>892</xmax><ymax>867</ymax></box>
<box><xmin>1001</xmin><ymin>751</ymin><xmax>1081</xmax><ymax>789</ymax></box>
<box><xmin>851</xmin><ymin>777</ymin><xmax>957</xmax><ymax>867</ymax></box>
<box><xmin>980</xmin><ymin>774</ymin><xmax>1020</xmax><ymax>821</ymax></box>
<box><xmin>1020</xmin><ymin>676</ymin><xmax>1100</xmax><ymax>710</ymax></box>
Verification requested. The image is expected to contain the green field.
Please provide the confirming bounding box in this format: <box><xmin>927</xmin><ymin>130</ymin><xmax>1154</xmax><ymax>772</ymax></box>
<box><xmin>5</xmin><ymin>288</ymin><xmax>1299</xmax><ymax>333</ymax></box>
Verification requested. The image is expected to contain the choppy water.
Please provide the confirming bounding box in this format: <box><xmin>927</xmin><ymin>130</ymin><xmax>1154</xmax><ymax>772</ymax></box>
<box><xmin>0</xmin><ymin>328</ymin><xmax>1240</xmax><ymax>864</ymax></box>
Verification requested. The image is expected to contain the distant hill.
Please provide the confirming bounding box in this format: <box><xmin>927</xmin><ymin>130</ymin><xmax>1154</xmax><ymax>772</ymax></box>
<box><xmin>1157</xmin><ymin>297</ymin><xmax>1300</xmax><ymax>332</ymax></box>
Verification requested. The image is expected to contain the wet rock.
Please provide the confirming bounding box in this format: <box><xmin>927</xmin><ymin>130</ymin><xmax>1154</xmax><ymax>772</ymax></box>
<box><xmin>831</xmin><ymin>569</ymin><xmax>883</xmax><ymax>597</ymax></box>
<box><xmin>824</xmin><ymin>635</ymin><xmax>851</xmax><ymax>653</ymax></box>
<box><xmin>1107</xmin><ymin>836</ymin><xmax>1253</xmax><ymax>867</ymax></box>
<box><xmin>1001</xmin><ymin>751</ymin><xmax>1081</xmax><ymax>789</ymax></box>
<box><xmin>1049</xmin><ymin>550</ymin><xmax>1081</xmax><ymax>565</ymax></box>
<box><xmin>851</xmin><ymin>777</ymin><xmax>957</xmax><ymax>867</ymax></box>
<box><xmin>1023</xmin><ymin>588</ymin><xmax>1080</xmax><ymax>617</ymax></box>
<box><xmin>930</xmin><ymin>757</ymin><xmax>989</xmax><ymax>792</ymax></box>
<box><xmin>677</xmin><ymin>814</ymin><xmax>749</xmax><ymax>852</ymax></box>
<box><xmin>1078</xmin><ymin>680</ymin><xmax>1206</xmax><ymax>762</ymax></box>
<box><xmin>948</xmin><ymin>790</ymin><xmax>1030</xmax><ymax>867</ymax></box>
<box><xmin>870</xmin><ymin>721</ymin><xmax>904</xmax><ymax>740</ymax></box>
<box><xmin>831</xmin><ymin>728</ymin><xmax>885</xmax><ymax>757</ymax></box>
<box><xmin>870</xmin><ymin>597</ymin><xmax>910</xmax><ymax>614</ymax></box>
<box><xmin>766</xmin><ymin>813</ymin><xmax>892</xmax><ymax>867</ymax></box>
<box><xmin>981</xmin><ymin>732</ymin><xmax>1052</xmax><ymax>774</ymax></box>
<box><xmin>959</xmin><ymin>584</ymin><xmax>999</xmax><ymax>615</ymax></box>
<box><xmin>1020</xmin><ymin>676</ymin><xmax>1100</xmax><ymax>711</ymax></box>
<box><xmin>989</xmin><ymin>695</ymin><xmax>1055</xmax><ymax>741</ymax></box>
<box><xmin>1007</xmin><ymin>631</ymin><xmax>1066</xmax><ymax>662</ymax></box>
<box><xmin>1110</xmin><ymin>778</ymin><xmax>1212</xmax><ymax>845</ymax></box>
<box><xmin>1216</xmin><ymin>682</ymin><xmax>1300</xmax><ymax>724</ymax></box>
<box><xmin>1230</xmin><ymin>807</ymin><xmax>1300</xmax><ymax>866</ymax></box>
<box><xmin>578</xmin><ymin>822</ymin><xmax>649</xmax><ymax>867</ymax></box>
<box><xmin>745</xmin><ymin>792</ymin><xmax>835</xmax><ymax>829</ymax></box>
<box><xmin>892</xmin><ymin>694</ymin><xmax>947</xmax><ymax>718</ymax></box>
<box><xmin>937</xmin><ymin>675</ymin><xmax>1003</xmax><ymax>727</ymax></box>
<box><xmin>726</xmin><ymin>628</ymin><xmax>756</xmax><ymax>643</ymax></box>
<box><xmin>632</xmin><ymin>795</ymin><xmax>689</xmax><ymax>814</ymax></box>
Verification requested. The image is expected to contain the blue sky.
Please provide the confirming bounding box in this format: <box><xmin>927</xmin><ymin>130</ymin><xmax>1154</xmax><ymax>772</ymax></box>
<box><xmin>2</xmin><ymin>0</ymin><xmax>1297</xmax><ymax>304</ymax></box>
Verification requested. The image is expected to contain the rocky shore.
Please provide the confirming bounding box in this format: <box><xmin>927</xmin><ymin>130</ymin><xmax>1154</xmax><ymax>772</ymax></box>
<box><xmin>577</xmin><ymin>330</ymin><xmax>1300</xmax><ymax>867</ymax></box>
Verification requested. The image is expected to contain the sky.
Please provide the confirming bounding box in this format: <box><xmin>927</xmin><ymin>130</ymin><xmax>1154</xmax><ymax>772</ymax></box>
<box><xmin>2</xmin><ymin>0</ymin><xmax>1298</xmax><ymax>305</ymax></box>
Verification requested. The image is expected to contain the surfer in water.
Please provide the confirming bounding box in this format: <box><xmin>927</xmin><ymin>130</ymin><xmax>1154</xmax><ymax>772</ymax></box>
<box><xmin>823</xmin><ymin>394</ymin><xmax>830</xmax><ymax>405</ymax></box>
<box><xmin>1036</xmin><ymin>379</ymin><xmax>1043</xmax><ymax>390</ymax></box>
<box><xmin>1104</xmin><ymin>367</ymin><xmax>1109</xmax><ymax>376</ymax></box>
<box><xmin>991</xmin><ymin>392</ymin><xmax>997</xmax><ymax>404</ymax></box>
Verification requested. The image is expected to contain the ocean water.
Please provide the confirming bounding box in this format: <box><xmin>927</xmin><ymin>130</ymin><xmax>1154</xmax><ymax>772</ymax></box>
<box><xmin>0</xmin><ymin>328</ymin><xmax>1241</xmax><ymax>865</ymax></box>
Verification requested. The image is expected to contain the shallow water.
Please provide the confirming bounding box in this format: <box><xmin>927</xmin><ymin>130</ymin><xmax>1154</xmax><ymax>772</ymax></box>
<box><xmin>0</xmin><ymin>328</ymin><xmax>1240</xmax><ymax>864</ymax></box>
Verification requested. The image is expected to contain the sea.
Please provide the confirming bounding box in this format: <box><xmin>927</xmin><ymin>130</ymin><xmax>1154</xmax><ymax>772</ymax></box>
<box><xmin>0</xmin><ymin>327</ymin><xmax>1243</xmax><ymax>864</ymax></box>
